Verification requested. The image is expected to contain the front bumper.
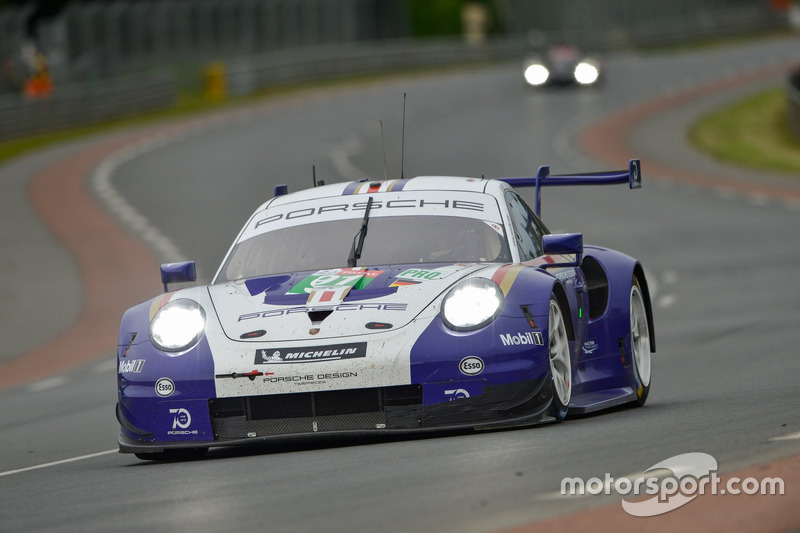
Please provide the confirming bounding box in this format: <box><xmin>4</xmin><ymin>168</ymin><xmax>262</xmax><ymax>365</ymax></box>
<box><xmin>118</xmin><ymin>377</ymin><xmax>554</xmax><ymax>454</ymax></box>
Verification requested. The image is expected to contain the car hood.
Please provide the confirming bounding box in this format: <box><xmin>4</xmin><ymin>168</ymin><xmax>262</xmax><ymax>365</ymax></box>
<box><xmin>208</xmin><ymin>263</ymin><xmax>489</xmax><ymax>342</ymax></box>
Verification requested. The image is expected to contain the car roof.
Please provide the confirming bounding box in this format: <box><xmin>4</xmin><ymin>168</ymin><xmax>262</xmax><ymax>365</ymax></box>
<box><xmin>263</xmin><ymin>176</ymin><xmax>505</xmax><ymax>210</ymax></box>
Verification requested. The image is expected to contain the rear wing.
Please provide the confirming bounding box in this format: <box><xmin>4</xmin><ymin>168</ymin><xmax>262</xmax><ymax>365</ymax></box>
<box><xmin>498</xmin><ymin>159</ymin><xmax>641</xmax><ymax>217</ymax></box>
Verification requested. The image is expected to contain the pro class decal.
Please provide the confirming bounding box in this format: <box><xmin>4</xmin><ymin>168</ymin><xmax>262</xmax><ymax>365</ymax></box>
<box><xmin>389</xmin><ymin>265</ymin><xmax>466</xmax><ymax>287</ymax></box>
<box><xmin>255</xmin><ymin>342</ymin><xmax>367</xmax><ymax>364</ymax></box>
<box><xmin>459</xmin><ymin>356</ymin><xmax>484</xmax><ymax>376</ymax></box>
<box><xmin>396</xmin><ymin>268</ymin><xmax>441</xmax><ymax>280</ymax></box>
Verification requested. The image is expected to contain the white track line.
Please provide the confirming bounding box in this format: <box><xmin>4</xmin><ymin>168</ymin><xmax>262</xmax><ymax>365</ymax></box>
<box><xmin>0</xmin><ymin>449</ymin><xmax>117</xmax><ymax>478</ymax></box>
<box><xmin>770</xmin><ymin>431</ymin><xmax>800</xmax><ymax>441</ymax></box>
<box><xmin>93</xmin><ymin>359</ymin><xmax>118</xmax><ymax>374</ymax></box>
<box><xmin>27</xmin><ymin>376</ymin><xmax>68</xmax><ymax>392</ymax></box>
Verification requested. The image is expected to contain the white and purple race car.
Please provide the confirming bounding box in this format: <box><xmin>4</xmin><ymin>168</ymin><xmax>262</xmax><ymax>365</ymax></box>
<box><xmin>117</xmin><ymin>160</ymin><xmax>655</xmax><ymax>460</ymax></box>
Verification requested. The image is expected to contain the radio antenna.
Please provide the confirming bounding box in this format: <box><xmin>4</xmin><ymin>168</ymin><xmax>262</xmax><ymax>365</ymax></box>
<box><xmin>378</xmin><ymin>119</ymin><xmax>388</xmax><ymax>180</ymax></box>
<box><xmin>400</xmin><ymin>93</ymin><xmax>406</xmax><ymax>180</ymax></box>
<box><xmin>312</xmin><ymin>165</ymin><xmax>317</xmax><ymax>187</ymax></box>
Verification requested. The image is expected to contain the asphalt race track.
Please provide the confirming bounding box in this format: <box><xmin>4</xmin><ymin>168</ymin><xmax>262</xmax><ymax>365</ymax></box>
<box><xmin>1</xmin><ymin>36</ymin><xmax>799</xmax><ymax>532</ymax></box>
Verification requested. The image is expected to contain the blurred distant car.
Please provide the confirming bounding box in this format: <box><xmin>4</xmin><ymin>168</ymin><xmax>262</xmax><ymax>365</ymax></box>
<box><xmin>524</xmin><ymin>44</ymin><xmax>602</xmax><ymax>87</ymax></box>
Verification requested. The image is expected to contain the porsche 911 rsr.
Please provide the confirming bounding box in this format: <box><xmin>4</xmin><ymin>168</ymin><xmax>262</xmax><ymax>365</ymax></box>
<box><xmin>116</xmin><ymin>160</ymin><xmax>654</xmax><ymax>460</ymax></box>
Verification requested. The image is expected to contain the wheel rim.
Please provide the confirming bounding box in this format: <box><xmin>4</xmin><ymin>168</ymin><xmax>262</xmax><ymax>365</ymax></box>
<box><xmin>630</xmin><ymin>285</ymin><xmax>651</xmax><ymax>387</ymax></box>
<box><xmin>548</xmin><ymin>300</ymin><xmax>571</xmax><ymax>406</ymax></box>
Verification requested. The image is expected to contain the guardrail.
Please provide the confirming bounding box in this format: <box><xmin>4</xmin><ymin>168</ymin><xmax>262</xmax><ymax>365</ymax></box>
<box><xmin>225</xmin><ymin>38</ymin><xmax>526</xmax><ymax>96</ymax></box>
<box><xmin>0</xmin><ymin>26</ymin><xmax>794</xmax><ymax>144</ymax></box>
<box><xmin>0</xmin><ymin>70</ymin><xmax>176</xmax><ymax>142</ymax></box>
<box><xmin>787</xmin><ymin>68</ymin><xmax>800</xmax><ymax>140</ymax></box>
<box><xmin>0</xmin><ymin>38</ymin><xmax>526</xmax><ymax>143</ymax></box>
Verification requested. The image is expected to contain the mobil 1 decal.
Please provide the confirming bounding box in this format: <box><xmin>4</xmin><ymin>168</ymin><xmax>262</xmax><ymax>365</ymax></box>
<box><xmin>256</xmin><ymin>342</ymin><xmax>367</xmax><ymax>364</ymax></box>
<box><xmin>288</xmin><ymin>268</ymin><xmax>384</xmax><ymax>295</ymax></box>
<box><xmin>499</xmin><ymin>331</ymin><xmax>544</xmax><ymax>346</ymax></box>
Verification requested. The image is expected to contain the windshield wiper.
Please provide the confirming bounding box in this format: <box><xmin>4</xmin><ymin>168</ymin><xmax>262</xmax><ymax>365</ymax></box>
<box><xmin>347</xmin><ymin>196</ymin><xmax>374</xmax><ymax>268</ymax></box>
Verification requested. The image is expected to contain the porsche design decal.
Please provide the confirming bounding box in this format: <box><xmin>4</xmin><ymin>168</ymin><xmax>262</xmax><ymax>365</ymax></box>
<box><xmin>263</xmin><ymin>372</ymin><xmax>359</xmax><ymax>384</ymax></box>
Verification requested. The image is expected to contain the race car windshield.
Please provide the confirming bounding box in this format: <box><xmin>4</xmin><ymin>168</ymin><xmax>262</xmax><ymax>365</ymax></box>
<box><xmin>217</xmin><ymin>215</ymin><xmax>511</xmax><ymax>282</ymax></box>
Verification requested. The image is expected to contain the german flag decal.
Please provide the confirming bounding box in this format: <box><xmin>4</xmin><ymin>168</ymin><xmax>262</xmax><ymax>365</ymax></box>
<box><xmin>341</xmin><ymin>179</ymin><xmax>407</xmax><ymax>195</ymax></box>
<box><xmin>491</xmin><ymin>264</ymin><xmax>525</xmax><ymax>296</ymax></box>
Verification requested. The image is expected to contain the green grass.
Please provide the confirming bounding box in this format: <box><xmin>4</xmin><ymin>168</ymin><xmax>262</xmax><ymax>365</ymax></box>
<box><xmin>690</xmin><ymin>87</ymin><xmax>800</xmax><ymax>175</ymax></box>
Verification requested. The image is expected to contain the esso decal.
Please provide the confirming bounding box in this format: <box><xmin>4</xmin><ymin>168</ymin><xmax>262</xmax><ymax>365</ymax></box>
<box><xmin>155</xmin><ymin>377</ymin><xmax>175</xmax><ymax>397</ymax></box>
<box><xmin>459</xmin><ymin>356</ymin><xmax>484</xmax><ymax>376</ymax></box>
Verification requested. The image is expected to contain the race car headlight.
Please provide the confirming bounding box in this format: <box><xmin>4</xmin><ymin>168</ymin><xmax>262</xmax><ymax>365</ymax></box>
<box><xmin>149</xmin><ymin>299</ymin><xmax>206</xmax><ymax>352</ymax></box>
<box><xmin>524</xmin><ymin>64</ymin><xmax>549</xmax><ymax>86</ymax></box>
<box><xmin>574</xmin><ymin>62</ymin><xmax>599</xmax><ymax>85</ymax></box>
<box><xmin>441</xmin><ymin>278</ymin><xmax>504</xmax><ymax>331</ymax></box>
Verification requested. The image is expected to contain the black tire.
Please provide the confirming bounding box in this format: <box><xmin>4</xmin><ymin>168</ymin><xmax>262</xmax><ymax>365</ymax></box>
<box><xmin>630</xmin><ymin>275</ymin><xmax>652</xmax><ymax>407</ymax></box>
<box><xmin>547</xmin><ymin>295</ymin><xmax>571</xmax><ymax>421</ymax></box>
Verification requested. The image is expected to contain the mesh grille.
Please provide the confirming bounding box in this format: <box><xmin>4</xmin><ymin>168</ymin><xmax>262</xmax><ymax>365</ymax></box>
<box><xmin>210</xmin><ymin>385</ymin><xmax>421</xmax><ymax>440</ymax></box>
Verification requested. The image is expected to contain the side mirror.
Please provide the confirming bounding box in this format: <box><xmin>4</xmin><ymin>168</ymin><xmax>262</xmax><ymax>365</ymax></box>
<box><xmin>541</xmin><ymin>233</ymin><xmax>583</xmax><ymax>268</ymax></box>
<box><xmin>161</xmin><ymin>261</ymin><xmax>197</xmax><ymax>292</ymax></box>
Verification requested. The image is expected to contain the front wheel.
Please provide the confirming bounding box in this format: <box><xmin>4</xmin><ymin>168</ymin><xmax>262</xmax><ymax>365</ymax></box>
<box><xmin>548</xmin><ymin>296</ymin><xmax>571</xmax><ymax>420</ymax></box>
<box><xmin>630</xmin><ymin>275</ymin><xmax>652</xmax><ymax>406</ymax></box>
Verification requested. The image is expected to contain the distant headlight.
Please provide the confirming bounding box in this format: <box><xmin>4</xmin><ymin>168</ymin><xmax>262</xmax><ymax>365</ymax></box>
<box><xmin>574</xmin><ymin>62</ymin><xmax>599</xmax><ymax>85</ymax></box>
<box><xmin>524</xmin><ymin>64</ymin><xmax>549</xmax><ymax>86</ymax></box>
<box><xmin>441</xmin><ymin>278</ymin><xmax>504</xmax><ymax>331</ymax></box>
<box><xmin>149</xmin><ymin>299</ymin><xmax>206</xmax><ymax>352</ymax></box>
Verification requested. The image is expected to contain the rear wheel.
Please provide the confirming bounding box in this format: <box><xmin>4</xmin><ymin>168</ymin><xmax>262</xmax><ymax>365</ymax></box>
<box><xmin>630</xmin><ymin>276</ymin><xmax>651</xmax><ymax>406</ymax></box>
<box><xmin>548</xmin><ymin>296</ymin><xmax>571</xmax><ymax>420</ymax></box>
